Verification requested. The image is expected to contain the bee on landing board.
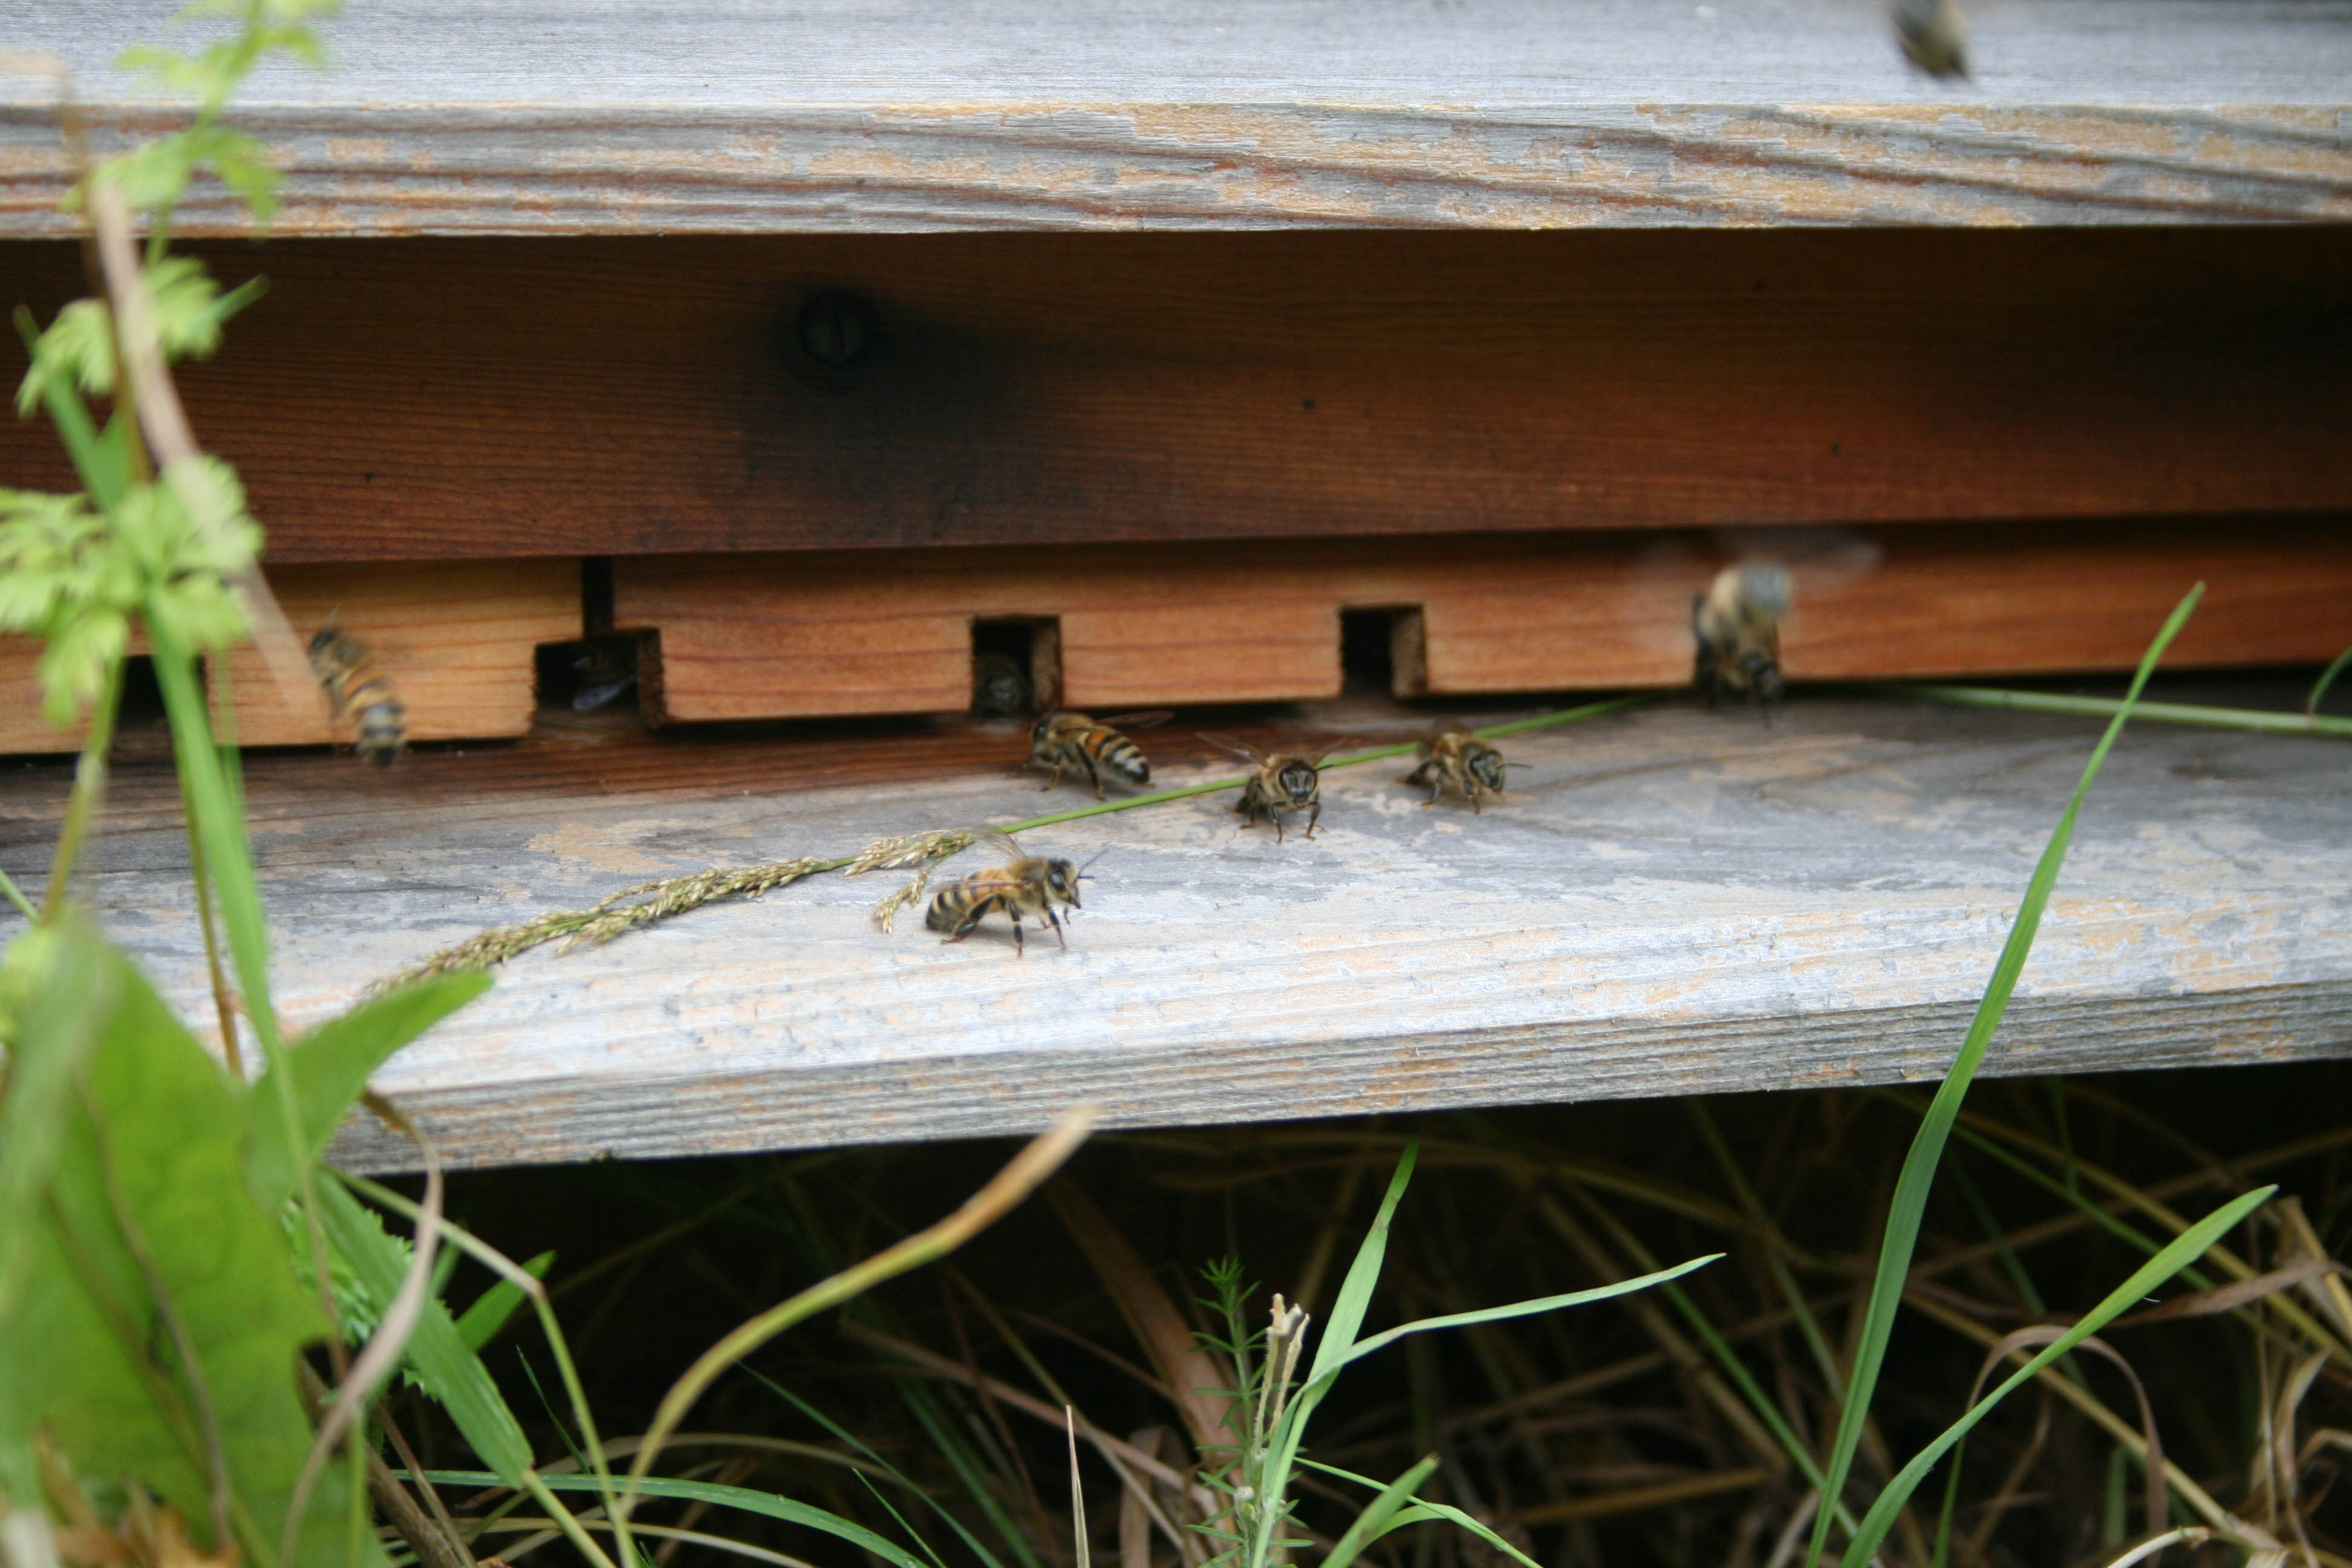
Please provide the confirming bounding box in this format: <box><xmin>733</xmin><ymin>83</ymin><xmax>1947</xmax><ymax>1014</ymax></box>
<box><xmin>924</xmin><ymin>832</ymin><xmax>1099</xmax><ymax>956</ymax></box>
<box><xmin>1028</xmin><ymin>710</ymin><xmax>1169</xmax><ymax>798</ymax></box>
<box><xmin>308</xmin><ymin>622</ymin><xmax>407</xmax><ymax>766</ymax></box>
<box><xmin>1692</xmin><ymin>565</ymin><xmax>1791</xmax><ymax>717</ymax></box>
<box><xmin>1203</xmin><ymin>734</ymin><xmax>1343</xmax><ymax>843</ymax></box>
<box><xmin>1405</xmin><ymin>721</ymin><xmax>1512</xmax><ymax>812</ymax></box>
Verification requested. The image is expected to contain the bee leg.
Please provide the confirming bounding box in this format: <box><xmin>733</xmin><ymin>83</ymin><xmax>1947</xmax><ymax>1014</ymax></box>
<box><xmin>1048</xmin><ymin>907</ymin><xmax>1068</xmax><ymax>950</ymax></box>
<box><xmin>1084</xmin><ymin>757</ymin><xmax>1105</xmax><ymax>801</ymax></box>
<box><xmin>943</xmin><ymin>917</ymin><xmax>981</xmax><ymax>944</ymax></box>
<box><xmin>1303</xmin><ymin>801</ymin><xmax>1321</xmax><ymax>840</ymax></box>
<box><xmin>1011</xmin><ymin>917</ymin><xmax>1025</xmax><ymax>957</ymax></box>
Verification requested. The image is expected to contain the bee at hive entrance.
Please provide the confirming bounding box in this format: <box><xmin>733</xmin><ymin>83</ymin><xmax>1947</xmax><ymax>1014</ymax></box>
<box><xmin>1339</xmin><ymin>606</ymin><xmax>1426</xmax><ymax>698</ymax></box>
<box><xmin>971</xmin><ymin>616</ymin><xmax>1060</xmax><ymax>717</ymax></box>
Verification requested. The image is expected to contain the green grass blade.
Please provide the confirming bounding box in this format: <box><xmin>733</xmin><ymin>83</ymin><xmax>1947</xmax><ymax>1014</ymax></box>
<box><xmin>2309</xmin><ymin>645</ymin><xmax>2352</xmax><ymax>719</ymax></box>
<box><xmin>0</xmin><ymin>867</ymin><xmax>36</xmax><ymax>923</ymax></box>
<box><xmin>1883</xmin><ymin>682</ymin><xmax>2352</xmax><ymax>739</ymax></box>
<box><xmin>1837</xmin><ymin>1184</ymin><xmax>2275</xmax><ymax>1568</ymax></box>
<box><xmin>452</xmin><ymin>1250</ymin><xmax>554</xmax><ymax>1351</ymax></box>
<box><xmin>411</xmin><ymin>1469</ymin><xmax>933</xmax><ymax>1568</ymax></box>
<box><xmin>1301</xmin><ymin>1463</ymin><xmax>1544</xmax><ymax>1568</ymax></box>
<box><xmin>1802</xmin><ymin>585</ymin><xmax>2203</xmax><ymax>1568</ymax></box>
<box><xmin>1319</xmin><ymin>1453</ymin><xmax>1439</xmax><ymax>1568</ymax></box>
<box><xmin>1329</xmin><ymin>1255</ymin><xmax>1720</xmax><ymax>1376</ymax></box>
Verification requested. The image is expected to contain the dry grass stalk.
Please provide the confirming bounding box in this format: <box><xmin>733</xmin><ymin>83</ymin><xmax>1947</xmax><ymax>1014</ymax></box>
<box><xmin>368</xmin><ymin>829</ymin><xmax>992</xmax><ymax>995</ymax></box>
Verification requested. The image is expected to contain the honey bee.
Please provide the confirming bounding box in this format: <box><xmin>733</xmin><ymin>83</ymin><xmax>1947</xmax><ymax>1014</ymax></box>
<box><xmin>1203</xmin><ymin>734</ymin><xmax>1342</xmax><ymax>843</ymax></box>
<box><xmin>308</xmin><ymin>621</ymin><xmax>406</xmax><ymax>766</ymax></box>
<box><xmin>1404</xmin><ymin>720</ymin><xmax>1511</xmax><ymax>812</ymax></box>
<box><xmin>1028</xmin><ymin>710</ymin><xmax>1169</xmax><ymax>798</ymax></box>
<box><xmin>924</xmin><ymin>832</ymin><xmax>1099</xmax><ymax>956</ymax></box>
<box><xmin>1692</xmin><ymin>565</ymin><xmax>1791</xmax><ymax>716</ymax></box>
<box><xmin>1890</xmin><ymin>0</ymin><xmax>1968</xmax><ymax>78</ymax></box>
<box><xmin>973</xmin><ymin>653</ymin><xmax>1031</xmax><ymax>718</ymax></box>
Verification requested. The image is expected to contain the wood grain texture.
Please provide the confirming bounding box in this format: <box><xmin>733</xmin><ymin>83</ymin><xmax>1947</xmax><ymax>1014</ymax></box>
<box><xmin>1</xmin><ymin>1</ymin><xmax>2347</xmax><ymax>232</ymax></box>
<box><xmin>5</xmin><ymin>230</ymin><xmax>2348</xmax><ymax>561</ymax></box>
<box><xmin>0</xmin><ymin>560</ymin><xmax>577</xmax><ymax>756</ymax></box>
<box><xmin>619</xmin><ymin>521</ymin><xmax>2352</xmax><ymax>720</ymax></box>
<box><xmin>1</xmin><ymin>693</ymin><xmax>2342</xmax><ymax>1171</ymax></box>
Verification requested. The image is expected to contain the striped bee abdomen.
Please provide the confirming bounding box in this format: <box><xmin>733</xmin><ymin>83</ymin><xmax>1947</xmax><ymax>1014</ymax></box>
<box><xmin>309</xmin><ymin>627</ymin><xmax>409</xmax><ymax>766</ymax></box>
<box><xmin>1085</xmin><ymin>730</ymin><xmax>1149</xmax><ymax>784</ymax></box>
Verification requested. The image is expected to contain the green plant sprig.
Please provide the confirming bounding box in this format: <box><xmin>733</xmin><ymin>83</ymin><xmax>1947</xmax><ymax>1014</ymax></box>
<box><xmin>366</xmin><ymin>693</ymin><xmax>1648</xmax><ymax>993</ymax></box>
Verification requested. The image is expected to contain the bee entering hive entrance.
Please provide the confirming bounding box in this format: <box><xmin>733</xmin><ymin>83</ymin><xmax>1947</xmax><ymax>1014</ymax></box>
<box><xmin>535</xmin><ymin>634</ymin><xmax>644</xmax><ymax>714</ymax></box>
<box><xmin>1339</xmin><ymin>606</ymin><xmax>1427</xmax><ymax>699</ymax></box>
<box><xmin>970</xmin><ymin>617</ymin><xmax>1060</xmax><ymax>717</ymax></box>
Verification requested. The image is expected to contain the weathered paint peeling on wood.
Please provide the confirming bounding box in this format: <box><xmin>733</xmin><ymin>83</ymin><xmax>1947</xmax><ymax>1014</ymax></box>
<box><xmin>1</xmin><ymin>102</ymin><xmax>2344</xmax><ymax>235</ymax></box>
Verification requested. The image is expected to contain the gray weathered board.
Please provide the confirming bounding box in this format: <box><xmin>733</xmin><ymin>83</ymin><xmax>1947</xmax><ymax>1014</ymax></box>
<box><xmin>4</xmin><ymin>694</ymin><xmax>2347</xmax><ymax>1172</ymax></box>
<box><xmin>1</xmin><ymin>1</ymin><xmax>2348</xmax><ymax>232</ymax></box>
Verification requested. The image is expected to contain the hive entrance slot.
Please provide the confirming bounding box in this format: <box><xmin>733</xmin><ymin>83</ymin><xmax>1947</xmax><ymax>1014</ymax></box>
<box><xmin>971</xmin><ymin>617</ymin><xmax>1061</xmax><ymax>717</ymax></box>
<box><xmin>1340</xmin><ymin>606</ymin><xmax>1427</xmax><ymax>698</ymax></box>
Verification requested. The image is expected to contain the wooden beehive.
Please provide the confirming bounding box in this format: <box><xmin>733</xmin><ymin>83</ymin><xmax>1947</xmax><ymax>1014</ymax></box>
<box><xmin>0</xmin><ymin>0</ymin><xmax>2347</xmax><ymax>1167</ymax></box>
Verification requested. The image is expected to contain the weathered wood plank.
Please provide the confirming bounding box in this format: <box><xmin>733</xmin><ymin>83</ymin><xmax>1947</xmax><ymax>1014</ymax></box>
<box><xmin>1</xmin><ymin>2</ymin><xmax>2347</xmax><ymax>232</ymax></box>
<box><xmin>0</xmin><ymin>560</ymin><xmax>577</xmax><ymax>756</ymax></box>
<box><xmin>620</xmin><ymin>523</ymin><xmax>2352</xmax><ymax>719</ymax></box>
<box><xmin>5</xmin><ymin>232</ymin><xmax>2348</xmax><ymax>561</ymax></box>
<box><xmin>2</xmin><ymin>693</ymin><xmax>2342</xmax><ymax>1171</ymax></box>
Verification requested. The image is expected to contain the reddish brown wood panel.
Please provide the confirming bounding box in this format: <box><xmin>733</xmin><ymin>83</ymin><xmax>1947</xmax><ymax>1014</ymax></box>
<box><xmin>2</xmin><ymin>229</ymin><xmax>2347</xmax><ymax>563</ymax></box>
<box><xmin>616</xmin><ymin>519</ymin><xmax>2352</xmax><ymax>722</ymax></box>
<box><xmin>0</xmin><ymin>560</ymin><xmax>578</xmax><ymax>757</ymax></box>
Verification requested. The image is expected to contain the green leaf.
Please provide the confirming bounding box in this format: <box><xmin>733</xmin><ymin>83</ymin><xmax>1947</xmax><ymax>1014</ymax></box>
<box><xmin>35</xmin><ymin>609</ymin><xmax>128</xmax><ymax>727</ymax></box>
<box><xmin>1321</xmin><ymin>1454</ymin><xmax>1437</xmax><ymax>1568</ymax></box>
<box><xmin>454</xmin><ymin>1251</ymin><xmax>554</xmax><ymax>1353</ymax></box>
<box><xmin>314</xmin><ymin>1176</ymin><xmax>534</xmax><ymax>1485</ymax></box>
<box><xmin>0</xmin><ymin>922</ymin><xmax>372</xmax><ymax>1565</ymax></box>
<box><xmin>246</xmin><ymin>970</ymin><xmax>489</xmax><ymax>1208</ymax></box>
<box><xmin>414</xmin><ymin>1469</ymin><xmax>935</xmax><ymax>1568</ymax></box>
<box><xmin>1301</xmin><ymin>1464</ymin><xmax>1545</xmax><ymax>1568</ymax></box>
<box><xmin>1802</xmin><ymin>586</ymin><xmax>2203</xmax><ymax>1568</ymax></box>
<box><xmin>17</xmin><ymin>299</ymin><xmax>119</xmax><ymax>407</ymax></box>
<box><xmin>1837</xmin><ymin>1185</ymin><xmax>2275</xmax><ymax>1568</ymax></box>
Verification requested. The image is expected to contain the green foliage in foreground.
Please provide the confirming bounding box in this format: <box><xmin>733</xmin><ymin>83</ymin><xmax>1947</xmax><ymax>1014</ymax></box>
<box><xmin>0</xmin><ymin>921</ymin><xmax>360</xmax><ymax>1566</ymax></box>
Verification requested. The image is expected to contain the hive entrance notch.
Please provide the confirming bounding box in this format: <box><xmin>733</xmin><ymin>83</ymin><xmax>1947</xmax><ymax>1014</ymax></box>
<box><xmin>970</xmin><ymin>616</ymin><xmax>1061</xmax><ymax>717</ymax></box>
<box><xmin>1339</xmin><ymin>606</ymin><xmax>1427</xmax><ymax>698</ymax></box>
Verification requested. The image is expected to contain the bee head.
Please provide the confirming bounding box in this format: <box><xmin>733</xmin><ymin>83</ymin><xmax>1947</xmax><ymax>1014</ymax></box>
<box><xmin>1041</xmin><ymin>858</ymin><xmax>1082</xmax><ymax>908</ymax></box>
<box><xmin>1469</xmin><ymin>749</ymin><xmax>1507</xmax><ymax>792</ymax></box>
<box><xmin>1739</xmin><ymin>651</ymin><xmax>1785</xmax><ymax>704</ymax></box>
<box><xmin>1276</xmin><ymin>759</ymin><xmax>1319</xmax><ymax>802</ymax></box>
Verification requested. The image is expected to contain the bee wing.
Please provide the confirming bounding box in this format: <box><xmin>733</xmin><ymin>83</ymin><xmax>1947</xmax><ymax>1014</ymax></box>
<box><xmin>1432</xmin><ymin>717</ymin><xmax>1474</xmax><ymax>736</ymax></box>
<box><xmin>977</xmin><ymin>827</ymin><xmax>1029</xmax><ymax>863</ymax></box>
<box><xmin>1100</xmin><ymin>710</ymin><xmax>1173</xmax><ymax>730</ymax></box>
<box><xmin>1196</xmin><ymin>731</ymin><xmax>1267</xmax><ymax>765</ymax></box>
<box><xmin>1303</xmin><ymin>736</ymin><xmax>1362</xmax><ymax>767</ymax></box>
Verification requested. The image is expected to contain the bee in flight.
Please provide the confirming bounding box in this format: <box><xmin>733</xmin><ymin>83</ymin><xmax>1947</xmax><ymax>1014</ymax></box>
<box><xmin>1692</xmin><ymin>565</ymin><xmax>1791</xmax><ymax>717</ymax></box>
<box><xmin>1405</xmin><ymin>720</ymin><xmax>1512</xmax><ymax>812</ymax></box>
<box><xmin>925</xmin><ymin>832</ymin><xmax>1099</xmax><ymax>956</ymax></box>
<box><xmin>1028</xmin><ymin>710</ymin><xmax>1169</xmax><ymax>798</ymax></box>
<box><xmin>308</xmin><ymin>621</ymin><xmax>407</xmax><ymax>766</ymax></box>
<box><xmin>1202</xmin><ymin>734</ymin><xmax>1343</xmax><ymax>843</ymax></box>
<box><xmin>1889</xmin><ymin>0</ymin><xmax>1968</xmax><ymax>78</ymax></box>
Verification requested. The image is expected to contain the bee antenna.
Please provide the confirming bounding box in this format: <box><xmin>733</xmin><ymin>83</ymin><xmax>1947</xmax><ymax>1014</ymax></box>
<box><xmin>1076</xmin><ymin>849</ymin><xmax>1112</xmax><ymax>879</ymax></box>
